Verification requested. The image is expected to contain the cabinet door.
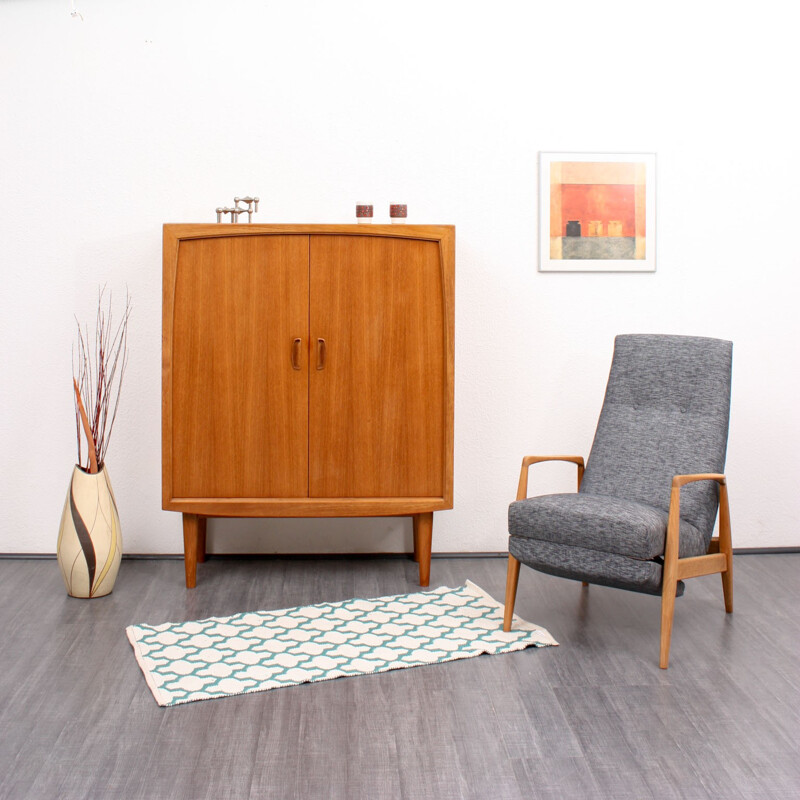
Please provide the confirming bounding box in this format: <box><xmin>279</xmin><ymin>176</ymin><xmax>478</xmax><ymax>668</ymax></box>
<box><xmin>171</xmin><ymin>235</ymin><xmax>309</xmax><ymax>498</ymax></box>
<box><xmin>309</xmin><ymin>235</ymin><xmax>446</xmax><ymax>498</ymax></box>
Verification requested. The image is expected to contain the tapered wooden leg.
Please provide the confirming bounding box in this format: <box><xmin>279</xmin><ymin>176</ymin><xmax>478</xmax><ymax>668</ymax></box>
<box><xmin>660</xmin><ymin>485</ymin><xmax>682</xmax><ymax>668</ymax></box>
<box><xmin>182</xmin><ymin>513</ymin><xmax>201</xmax><ymax>589</ymax></box>
<box><xmin>196</xmin><ymin>516</ymin><xmax>207</xmax><ymax>564</ymax></box>
<box><xmin>415</xmin><ymin>512</ymin><xmax>432</xmax><ymax>587</ymax></box>
<box><xmin>503</xmin><ymin>555</ymin><xmax>521</xmax><ymax>632</ymax></box>
<box><xmin>721</xmin><ymin>560</ymin><xmax>733</xmax><ymax>613</ymax></box>
<box><xmin>718</xmin><ymin>483</ymin><xmax>733</xmax><ymax>613</ymax></box>
<box><xmin>412</xmin><ymin>515</ymin><xmax>420</xmax><ymax>563</ymax></box>
<box><xmin>659</xmin><ymin>580</ymin><xmax>678</xmax><ymax>669</ymax></box>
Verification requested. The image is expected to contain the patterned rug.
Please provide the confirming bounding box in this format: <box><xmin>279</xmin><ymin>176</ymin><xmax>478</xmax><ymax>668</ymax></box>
<box><xmin>126</xmin><ymin>581</ymin><xmax>557</xmax><ymax>706</ymax></box>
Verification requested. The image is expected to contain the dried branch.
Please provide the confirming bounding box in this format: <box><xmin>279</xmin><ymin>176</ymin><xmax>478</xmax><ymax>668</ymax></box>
<box><xmin>72</xmin><ymin>287</ymin><xmax>131</xmax><ymax>472</ymax></box>
<box><xmin>73</xmin><ymin>378</ymin><xmax>98</xmax><ymax>473</ymax></box>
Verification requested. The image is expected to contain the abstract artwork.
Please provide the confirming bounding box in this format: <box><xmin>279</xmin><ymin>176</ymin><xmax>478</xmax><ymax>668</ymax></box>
<box><xmin>539</xmin><ymin>152</ymin><xmax>656</xmax><ymax>272</ymax></box>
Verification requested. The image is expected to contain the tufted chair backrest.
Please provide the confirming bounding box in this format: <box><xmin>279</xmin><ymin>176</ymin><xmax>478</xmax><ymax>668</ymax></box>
<box><xmin>579</xmin><ymin>334</ymin><xmax>733</xmax><ymax>547</ymax></box>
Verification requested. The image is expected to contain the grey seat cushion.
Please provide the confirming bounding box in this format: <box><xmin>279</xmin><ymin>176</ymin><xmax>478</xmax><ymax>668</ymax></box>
<box><xmin>509</xmin><ymin>535</ymin><xmax>685</xmax><ymax>597</ymax></box>
<box><xmin>508</xmin><ymin>492</ymin><xmax>707</xmax><ymax>560</ymax></box>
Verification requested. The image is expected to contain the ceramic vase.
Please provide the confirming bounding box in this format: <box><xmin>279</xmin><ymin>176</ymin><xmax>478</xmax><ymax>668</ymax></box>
<box><xmin>57</xmin><ymin>465</ymin><xmax>122</xmax><ymax>598</ymax></box>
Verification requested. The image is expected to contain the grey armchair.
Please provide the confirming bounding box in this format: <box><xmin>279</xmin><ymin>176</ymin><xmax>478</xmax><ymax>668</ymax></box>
<box><xmin>503</xmin><ymin>335</ymin><xmax>733</xmax><ymax>668</ymax></box>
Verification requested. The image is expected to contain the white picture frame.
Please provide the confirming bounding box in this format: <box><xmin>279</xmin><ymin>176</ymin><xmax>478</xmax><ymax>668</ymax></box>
<box><xmin>539</xmin><ymin>152</ymin><xmax>656</xmax><ymax>272</ymax></box>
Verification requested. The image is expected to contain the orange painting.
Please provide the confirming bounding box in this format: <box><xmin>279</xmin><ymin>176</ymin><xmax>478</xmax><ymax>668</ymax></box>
<box><xmin>555</xmin><ymin>184</ymin><xmax>636</xmax><ymax>237</ymax></box>
<box><xmin>545</xmin><ymin>157</ymin><xmax>651</xmax><ymax>266</ymax></box>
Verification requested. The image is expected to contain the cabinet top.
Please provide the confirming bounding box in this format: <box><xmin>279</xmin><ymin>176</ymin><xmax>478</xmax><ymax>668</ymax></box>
<box><xmin>163</xmin><ymin>223</ymin><xmax>454</xmax><ymax>242</ymax></box>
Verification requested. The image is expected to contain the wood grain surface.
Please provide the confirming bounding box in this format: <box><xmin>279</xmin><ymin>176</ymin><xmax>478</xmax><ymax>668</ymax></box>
<box><xmin>163</xmin><ymin>225</ymin><xmax>454</xmax><ymax>516</ymax></box>
<box><xmin>163</xmin><ymin>225</ymin><xmax>454</xmax><ymax>586</ymax></box>
<box><xmin>309</xmin><ymin>234</ymin><xmax>446</xmax><ymax>499</ymax></box>
<box><xmin>169</xmin><ymin>234</ymin><xmax>310</xmax><ymax>499</ymax></box>
<box><xmin>0</xmin><ymin>554</ymin><xmax>797</xmax><ymax>799</ymax></box>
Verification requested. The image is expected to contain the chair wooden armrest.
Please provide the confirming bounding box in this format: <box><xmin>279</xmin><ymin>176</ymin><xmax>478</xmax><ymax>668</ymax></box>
<box><xmin>671</xmin><ymin>473</ymin><xmax>726</xmax><ymax>489</ymax></box>
<box><xmin>665</xmin><ymin>474</ymin><xmax>729</xmax><ymax>567</ymax></box>
<box><xmin>660</xmin><ymin>472</ymin><xmax>733</xmax><ymax>668</ymax></box>
<box><xmin>516</xmin><ymin>455</ymin><xmax>585</xmax><ymax>501</ymax></box>
<box><xmin>505</xmin><ymin>455</ymin><xmax>586</xmax><ymax>630</ymax></box>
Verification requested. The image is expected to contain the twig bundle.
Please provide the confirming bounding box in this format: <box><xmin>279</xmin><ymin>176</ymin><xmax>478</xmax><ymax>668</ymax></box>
<box><xmin>73</xmin><ymin>287</ymin><xmax>131</xmax><ymax>472</ymax></box>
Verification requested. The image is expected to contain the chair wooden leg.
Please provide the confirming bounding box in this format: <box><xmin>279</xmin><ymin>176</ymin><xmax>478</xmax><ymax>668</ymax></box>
<box><xmin>718</xmin><ymin>483</ymin><xmax>733</xmax><ymax>613</ymax></box>
<box><xmin>721</xmin><ymin>561</ymin><xmax>733</xmax><ymax>614</ymax></box>
<box><xmin>503</xmin><ymin>555</ymin><xmax>521</xmax><ymax>632</ymax></box>
<box><xmin>659</xmin><ymin>579</ymin><xmax>678</xmax><ymax>669</ymax></box>
<box><xmin>660</xmin><ymin>483</ymin><xmax>682</xmax><ymax>669</ymax></box>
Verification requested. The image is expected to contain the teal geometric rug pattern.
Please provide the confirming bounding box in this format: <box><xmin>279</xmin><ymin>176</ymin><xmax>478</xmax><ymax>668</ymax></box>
<box><xmin>126</xmin><ymin>581</ymin><xmax>557</xmax><ymax>707</ymax></box>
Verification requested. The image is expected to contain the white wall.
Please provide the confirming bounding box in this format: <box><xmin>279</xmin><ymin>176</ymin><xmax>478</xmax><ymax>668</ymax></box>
<box><xmin>2</xmin><ymin>0</ymin><xmax>798</xmax><ymax>555</ymax></box>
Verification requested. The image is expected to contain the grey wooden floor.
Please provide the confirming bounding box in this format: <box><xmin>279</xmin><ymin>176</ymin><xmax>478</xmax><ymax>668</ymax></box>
<box><xmin>0</xmin><ymin>554</ymin><xmax>798</xmax><ymax>800</ymax></box>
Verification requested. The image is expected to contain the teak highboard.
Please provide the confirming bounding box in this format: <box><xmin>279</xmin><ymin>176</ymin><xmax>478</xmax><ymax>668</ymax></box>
<box><xmin>162</xmin><ymin>224</ymin><xmax>455</xmax><ymax>587</ymax></box>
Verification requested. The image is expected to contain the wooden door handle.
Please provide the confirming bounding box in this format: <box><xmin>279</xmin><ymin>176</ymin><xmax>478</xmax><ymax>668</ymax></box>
<box><xmin>291</xmin><ymin>338</ymin><xmax>302</xmax><ymax>370</ymax></box>
<box><xmin>316</xmin><ymin>338</ymin><xmax>327</xmax><ymax>370</ymax></box>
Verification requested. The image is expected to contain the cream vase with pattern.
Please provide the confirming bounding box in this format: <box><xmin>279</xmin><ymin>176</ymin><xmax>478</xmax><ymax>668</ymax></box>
<box><xmin>57</xmin><ymin>465</ymin><xmax>122</xmax><ymax>598</ymax></box>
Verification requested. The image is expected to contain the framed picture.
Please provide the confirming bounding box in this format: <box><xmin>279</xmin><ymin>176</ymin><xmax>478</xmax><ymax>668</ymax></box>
<box><xmin>539</xmin><ymin>152</ymin><xmax>656</xmax><ymax>272</ymax></box>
